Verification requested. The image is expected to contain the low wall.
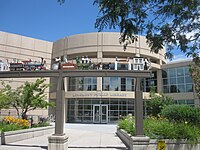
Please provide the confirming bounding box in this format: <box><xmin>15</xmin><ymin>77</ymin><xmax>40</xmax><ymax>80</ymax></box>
<box><xmin>117</xmin><ymin>128</ymin><xmax>200</xmax><ymax>150</ymax></box>
<box><xmin>0</xmin><ymin>126</ymin><xmax>54</xmax><ymax>145</ymax></box>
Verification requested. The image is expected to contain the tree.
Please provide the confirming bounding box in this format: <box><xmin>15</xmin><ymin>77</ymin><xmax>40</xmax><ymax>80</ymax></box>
<box><xmin>58</xmin><ymin>0</ymin><xmax>199</xmax><ymax>60</ymax></box>
<box><xmin>146</xmin><ymin>90</ymin><xmax>174</xmax><ymax>117</ymax></box>
<box><xmin>190</xmin><ymin>58</ymin><xmax>200</xmax><ymax>100</ymax></box>
<box><xmin>1</xmin><ymin>78</ymin><xmax>54</xmax><ymax>119</ymax></box>
<box><xmin>0</xmin><ymin>89</ymin><xmax>10</xmax><ymax>110</ymax></box>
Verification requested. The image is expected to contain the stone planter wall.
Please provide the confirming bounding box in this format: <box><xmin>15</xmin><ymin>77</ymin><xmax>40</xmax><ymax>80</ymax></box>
<box><xmin>116</xmin><ymin>128</ymin><xmax>200</xmax><ymax>150</ymax></box>
<box><xmin>0</xmin><ymin>126</ymin><xmax>54</xmax><ymax>145</ymax></box>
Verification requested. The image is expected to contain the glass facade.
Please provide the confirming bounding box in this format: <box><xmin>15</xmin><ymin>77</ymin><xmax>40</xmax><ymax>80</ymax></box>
<box><xmin>102</xmin><ymin>77</ymin><xmax>134</xmax><ymax>91</ymax></box>
<box><xmin>67</xmin><ymin>98</ymin><xmax>134</xmax><ymax>123</ymax></box>
<box><xmin>162</xmin><ymin>66</ymin><xmax>193</xmax><ymax>93</ymax></box>
<box><xmin>66</xmin><ymin>66</ymin><xmax>195</xmax><ymax>124</ymax></box>
<box><xmin>142</xmin><ymin>71</ymin><xmax>157</xmax><ymax>92</ymax></box>
<box><xmin>68</xmin><ymin>77</ymin><xmax>97</xmax><ymax>91</ymax></box>
<box><xmin>175</xmin><ymin>99</ymin><xmax>194</xmax><ymax>106</ymax></box>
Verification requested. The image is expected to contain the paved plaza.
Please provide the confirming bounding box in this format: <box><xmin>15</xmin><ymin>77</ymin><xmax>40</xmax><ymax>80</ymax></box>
<box><xmin>0</xmin><ymin>123</ymin><xmax>127</xmax><ymax>150</ymax></box>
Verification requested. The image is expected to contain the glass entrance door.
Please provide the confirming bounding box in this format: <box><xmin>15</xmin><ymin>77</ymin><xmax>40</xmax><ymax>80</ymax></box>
<box><xmin>93</xmin><ymin>105</ymin><xmax>108</xmax><ymax>123</ymax></box>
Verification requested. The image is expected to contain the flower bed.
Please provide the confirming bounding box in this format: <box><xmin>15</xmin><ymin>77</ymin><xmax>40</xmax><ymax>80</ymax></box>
<box><xmin>117</xmin><ymin>128</ymin><xmax>200</xmax><ymax>150</ymax></box>
<box><xmin>0</xmin><ymin>116</ymin><xmax>54</xmax><ymax>145</ymax></box>
<box><xmin>117</xmin><ymin>116</ymin><xmax>200</xmax><ymax>150</ymax></box>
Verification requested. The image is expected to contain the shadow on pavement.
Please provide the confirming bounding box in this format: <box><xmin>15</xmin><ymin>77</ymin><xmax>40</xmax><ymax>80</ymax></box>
<box><xmin>4</xmin><ymin>144</ymin><xmax>47</xmax><ymax>149</ymax></box>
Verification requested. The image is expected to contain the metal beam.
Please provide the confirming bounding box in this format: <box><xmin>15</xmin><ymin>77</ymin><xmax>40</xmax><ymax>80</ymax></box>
<box><xmin>0</xmin><ymin>70</ymin><xmax>151</xmax><ymax>78</ymax></box>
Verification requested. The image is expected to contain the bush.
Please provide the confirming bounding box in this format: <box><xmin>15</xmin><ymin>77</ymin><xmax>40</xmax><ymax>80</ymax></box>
<box><xmin>0</xmin><ymin>122</ymin><xmax>22</xmax><ymax>132</ymax></box>
<box><xmin>118</xmin><ymin>116</ymin><xmax>200</xmax><ymax>144</ymax></box>
<box><xmin>161</xmin><ymin>105</ymin><xmax>200</xmax><ymax>126</ymax></box>
<box><xmin>118</xmin><ymin>115</ymin><xmax>135</xmax><ymax>135</ymax></box>
<box><xmin>146</xmin><ymin>93</ymin><xmax>174</xmax><ymax>117</ymax></box>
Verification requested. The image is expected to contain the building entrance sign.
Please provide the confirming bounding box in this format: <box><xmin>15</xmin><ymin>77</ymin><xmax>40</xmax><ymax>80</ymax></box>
<box><xmin>93</xmin><ymin>105</ymin><xmax>108</xmax><ymax>124</ymax></box>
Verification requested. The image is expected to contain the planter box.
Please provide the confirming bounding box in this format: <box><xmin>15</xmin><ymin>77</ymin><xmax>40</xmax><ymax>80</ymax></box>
<box><xmin>116</xmin><ymin>128</ymin><xmax>200</xmax><ymax>150</ymax></box>
<box><xmin>0</xmin><ymin>126</ymin><xmax>54</xmax><ymax>145</ymax></box>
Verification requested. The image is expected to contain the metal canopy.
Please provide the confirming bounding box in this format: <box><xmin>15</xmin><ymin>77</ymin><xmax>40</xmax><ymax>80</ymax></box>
<box><xmin>0</xmin><ymin>70</ymin><xmax>151</xmax><ymax>78</ymax></box>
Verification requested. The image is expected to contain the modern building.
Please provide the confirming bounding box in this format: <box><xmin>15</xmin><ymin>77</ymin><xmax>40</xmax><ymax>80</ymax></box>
<box><xmin>0</xmin><ymin>31</ymin><xmax>198</xmax><ymax>123</ymax></box>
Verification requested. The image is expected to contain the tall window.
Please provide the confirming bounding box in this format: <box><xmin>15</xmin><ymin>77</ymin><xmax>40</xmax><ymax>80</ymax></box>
<box><xmin>102</xmin><ymin>77</ymin><xmax>134</xmax><ymax>91</ymax></box>
<box><xmin>162</xmin><ymin>66</ymin><xmax>193</xmax><ymax>93</ymax></box>
<box><xmin>142</xmin><ymin>71</ymin><xmax>157</xmax><ymax>92</ymax></box>
<box><xmin>68</xmin><ymin>77</ymin><xmax>97</xmax><ymax>91</ymax></box>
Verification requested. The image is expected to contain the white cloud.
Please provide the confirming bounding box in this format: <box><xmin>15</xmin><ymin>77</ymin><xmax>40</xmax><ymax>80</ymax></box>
<box><xmin>167</xmin><ymin>54</ymin><xmax>192</xmax><ymax>63</ymax></box>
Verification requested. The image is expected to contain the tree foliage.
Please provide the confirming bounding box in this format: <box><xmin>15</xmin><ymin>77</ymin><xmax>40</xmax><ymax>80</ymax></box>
<box><xmin>1</xmin><ymin>78</ymin><xmax>54</xmax><ymax>119</ymax></box>
<box><xmin>146</xmin><ymin>90</ymin><xmax>174</xmax><ymax>117</ymax></box>
<box><xmin>190</xmin><ymin>58</ymin><xmax>200</xmax><ymax>100</ymax></box>
<box><xmin>0</xmin><ymin>89</ymin><xmax>10</xmax><ymax>110</ymax></box>
<box><xmin>58</xmin><ymin>0</ymin><xmax>199</xmax><ymax>60</ymax></box>
<box><xmin>93</xmin><ymin>0</ymin><xmax>200</xmax><ymax>60</ymax></box>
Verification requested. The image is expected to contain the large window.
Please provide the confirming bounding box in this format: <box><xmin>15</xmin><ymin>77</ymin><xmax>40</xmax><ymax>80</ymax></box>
<box><xmin>162</xmin><ymin>66</ymin><xmax>193</xmax><ymax>93</ymax></box>
<box><xmin>102</xmin><ymin>77</ymin><xmax>134</xmax><ymax>91</ymax></box>
<box><xmin>68</xmin><ymin>77</ymin><xmax>97</xmax><ymax>91</ymax></box>
<box><xmin>175</xmin><ymin>99</ymin><xmax>194</xmax><ymax>106</ymax></box>
<box><xmin>142</xmin><ymin>71</ymin><xmax>157</xmax><ymax>92</ymax></box>
<box><xmin>67</xmin><ymin>98</ymin><xmax>134</xmax><ymax>123</ymax></box>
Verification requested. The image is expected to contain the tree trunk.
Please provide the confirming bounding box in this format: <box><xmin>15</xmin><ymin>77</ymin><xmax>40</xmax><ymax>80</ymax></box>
<box><xmin>21</xmin><ymin>112</ymin><xmax>27</xmax><ymax>120</ymax></box>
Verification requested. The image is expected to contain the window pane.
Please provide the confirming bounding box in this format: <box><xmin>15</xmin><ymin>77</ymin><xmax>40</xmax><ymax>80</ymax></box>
<box><xmin>178</xmin><ymin>85</ymin><xmax>185</xmax><ymax>93</ymax></box>
<box><xmin>169</xmin><ymin>68</ymin><xmax>176</xmax><ymax>77</ymax></box>
<box><xmin>177</xmin><ymin>67</ymin><xmax>184</xmax><ymax>76</ymax></box>
<box><xmin>163</xmin><ymin>79</ymin><xmax>168</xmax><ymax>85</ymax></box>
<box><xmin>121</xmin><ymin>85</ymin><xmax>126</xmax><ymax>91</ymax></box>
<box><xmin>186</xmin><ymin>84</ymin><xmax>193</xmax><ymax>92</ymax></box>
<box><xmin>162</xmin><ymin>70</ymin><xmax>168</xmax><ymax>78</ymax></box>
<box><xmin>177</xmin><ymin>77</ymin><xmax>184</xmax><ymax>84</ymax></box>
<box><xmin>110</xmin><ymin>77</ymin><xmax>119</xmax><ymax>91</ymax></box>
<box><xmin>186</xmin><ymin>100</ymin><xmax>194</xmax><ymax>105</ymax></box>
<box><xmin>184</xmin><ymin>67</ymin><xmax>190</xmax><ymax>76</ymax></box>
<box><xmin>121</xmin><ymin>78</ymin><xmax>126</xmax><ymax>84</ymax></box>
<box><xmin>170</xmin><ymin>85</ymin><xmax>178</xmax><ymax>93</ymax></box>
<box><xmin>170</xmin><ymin>78</ymin><xmax>176</xmax><ymax>84</ymax></box>
<box><xmin>185</xmin><ymin>76</ymin><xmax>192</xmax><ymax>83</ymax></box>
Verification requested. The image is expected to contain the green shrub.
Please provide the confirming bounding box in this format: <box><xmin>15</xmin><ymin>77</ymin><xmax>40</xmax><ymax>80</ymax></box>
<box><xmin>118</xmin><ymin>116</ymin><xmax>135</xmax><ymax>135</ymax></box>
<box><xmin>118</xmin><ymin>116</ymin><xmax>200</xmax><ymax>144</ymax></box>
<box><xmin>146</xmin><ymin>93</ymin><xmax>174</xmax><ymax>117</ymax></box>
<box><xmin>161</xmin><ymin>105</ymin><xmax>200</xmax><ymax>126</ymax></box>
<box><xmin>0</xmin><ymin>122</ymin><xmax>23</xmax><ymax>132</ymax></box>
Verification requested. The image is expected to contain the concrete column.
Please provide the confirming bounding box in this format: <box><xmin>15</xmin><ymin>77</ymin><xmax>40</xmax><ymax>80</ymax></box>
<box><xmin>97</xmin><ymin>77</ymin><xmax>102</xmax><ymax>91</ymax></box>
<box><xmin>157</xmin><ymin>69</ymin><xmax>162</xmax><ymax>93</ymax></box>
<box><xmin>48</xmin><ymin>70</ymin><xmax>68</xmax><ymax>150</ymax></box>
<box><xmin>135</xmin><ymin>78</ymin><xmax>144</xmax><ymax>136</ymax></box>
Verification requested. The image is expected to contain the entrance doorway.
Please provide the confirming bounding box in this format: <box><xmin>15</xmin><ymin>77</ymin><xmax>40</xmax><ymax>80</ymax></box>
<box><xmin>93</xmin><ymin>105</ymin><xmax>108</xmax><ymax>123</ymax></box>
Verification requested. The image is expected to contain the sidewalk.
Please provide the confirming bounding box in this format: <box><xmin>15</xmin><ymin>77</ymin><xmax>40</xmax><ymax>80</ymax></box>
<box><xmin>0</xmin><ymin>123</ymin><xmax>127</xmax><ymax>150</ymax></box>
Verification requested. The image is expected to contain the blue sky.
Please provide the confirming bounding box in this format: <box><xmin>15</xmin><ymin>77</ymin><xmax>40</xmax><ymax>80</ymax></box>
<box><xmin>0</xmin><ymin>0</ymin><xmax>194</xmax><ymax>61</ymax></box>
<box><xmin>0</xmin><ymin>0</ymin><xmax>115</xmax><ymax>41</ymax></box>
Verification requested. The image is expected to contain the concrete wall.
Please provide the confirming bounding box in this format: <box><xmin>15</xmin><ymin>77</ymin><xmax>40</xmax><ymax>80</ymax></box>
<box><xmin>0</xmin><ymin>126</ymin><xmax>54</xmax><ymax>145</ymax></box>
<box><xmin>0</xmin><ymin>31</ymin><xmax>53</xmax><ymax>117</ymax></box>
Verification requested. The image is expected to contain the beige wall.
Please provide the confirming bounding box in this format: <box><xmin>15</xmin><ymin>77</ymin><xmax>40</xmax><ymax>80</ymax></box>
<box><xmin>52</xmin><ymin>32</ymin><xmax>166</xmax><ymax>69</ymax></box>
<box><xmin>0</xmin><ymin>31</ymin><xmax>53</xmax><ymax>117</ymax></box>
